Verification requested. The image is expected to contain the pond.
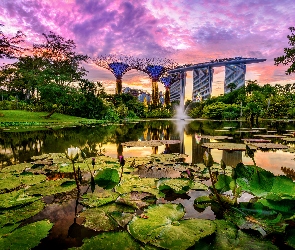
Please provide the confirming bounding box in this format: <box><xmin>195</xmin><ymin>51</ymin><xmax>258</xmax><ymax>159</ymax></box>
<box><xmin>1</xmin><ymin>119</ymin><xmax>295</xmax><ymax>249</ymax></box>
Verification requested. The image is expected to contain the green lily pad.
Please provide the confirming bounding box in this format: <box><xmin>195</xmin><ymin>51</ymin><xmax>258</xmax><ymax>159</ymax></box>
<box><xmin>25</xmin><ymin>179</ymin><xmax>76</xmax><ymax>196</ymax></box>
<box><xmin>224</xmin><ymin>207</ymin><xmax>287</xmax><ymax>236</ymax></box>
<box><xmin>128</xmin><ymin>203</ymin><xmax>216</xmax><ymax>250</ymax></box>
<box><xmin>80</xmin><ymin>189</ymin><xmax>119</xmax><ymax>208</ymax></box>
<box><xmin>0</xmin><ymin>190</ymin><xmax>41</xmax><ymax>209</ymax></box>
<box><xmin>156</xmin><ymin>178</ymin><xmax>193</xmax><ymax>194</ymax></box>
<box><xmin>79</xmin><ymin>207</ymin><xmax>119</xmax><ymax>232</ymax></box>
<box><xmin>0</xmin><ymin>223</ymin><xmax>20</xmax><ymax>237</ymax></box>
<box><xmin>0</xmin><ymin>172</ymin><xmax>46</xmax><ymax>192</ymax></box>
<box><xmin>1</xmin><ymin>163</ymin><xmax>32</xmax><ymax>174</ymax></box>
<box><xmin>215</xmin><ymin>174</ymin><xmax>235</xmax><ymax>193</ymax></box>
<box><xmin>94</xmin><ymin>169</ymin><xmax>120</xmax><ymax>189</ymax></box>
<box><xmin>0</xmin><ymin>200</ymin><xmax>45</xmax><ymax>227</ymax></box>
<box><xmin>194</xmin><ymin>196</ymin><xmax>213</xmax><ymax>210</ymax></box>
<box><xmin>116</xmin><ymin>191</ymin><xmax>156</xmax><ymax>209</ymax></box>
<box><xmin>108</xmin><ymin>211</ymin><xmax>134</xmax><ymax>228</ymax></box>
<box><xmin>236</xmin><ymin>164</ymin><xmax>274</xmax><ymax>197</ymax></box>
<box><xmin>211</xmin><ymin>220</ymin><xmax>278</xmax><ymax>249</ymax></box>
<box><xmin>0</xmin><ymin>220</ymin><xmax>53</xmax><ymax>250</ymax></box>
<box><xmin>70</xmin><ymin>231</ymin><xmax>142</xmax><ymax>250</ymax></box>
<box><xmin>79</xmin><ymin>203</ymin><xmax>135</xmax><ymax>232</ymax></box>
<box><xmin>115</xmin><ymin>175</ymin><xmax>161</xmax><ymax>198</ymax></box>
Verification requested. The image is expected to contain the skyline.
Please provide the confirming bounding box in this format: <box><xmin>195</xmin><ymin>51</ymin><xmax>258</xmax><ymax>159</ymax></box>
<box><xmin>1</xmin><ymin>0</ymin><xmax>295</xmax><ymax>96</ymax></box>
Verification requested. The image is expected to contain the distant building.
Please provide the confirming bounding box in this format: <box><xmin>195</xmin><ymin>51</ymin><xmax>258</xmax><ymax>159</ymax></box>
<box><xmin>192</xmin><ymin>67</ymin><xmax>214</xmax><ymax>101</ymax></box>
<box><xmin>224</xmin><ymin>64</ymin><xmax>246</xmax><ymax>94</ymax></box>
<box><xmin>170</xmin><ymin>79</ymin><xmax>181</xmax><ymax>102</ymax></box>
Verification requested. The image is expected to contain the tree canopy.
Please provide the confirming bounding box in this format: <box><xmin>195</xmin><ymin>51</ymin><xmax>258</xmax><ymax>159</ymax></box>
<box><xmin>274</xmin><ymin>27</ymin><xmax>295</xmax><ymax>74</ymax></box>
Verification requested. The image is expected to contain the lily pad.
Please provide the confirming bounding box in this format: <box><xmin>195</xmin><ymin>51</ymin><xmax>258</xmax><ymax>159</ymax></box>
<box><xmin>81</xmin><ymin>189</ymin><xmax>119</xmax><ymax>208</ymax></box>
<box><xmin>115</xmin><ymin>175</ymin><xmax>161</xmax><ymax>198</ymax></box>
<box><xmin>211</xmin><ymin>220</ymin><xmax>278</xmax><ymax>249</ymax></box>
<box><xmin>94</xmin><ymin>168</ymin><xmax>120</xmax><ymax>189</ymax></box>
<box><xmin>0</xmin><ymin>200</ymin><xmax>45</xmax><ymax>227</ymax></box>
<box><xmin>249</xmin><ymin>143</ymin><xmax>288</xmax><ymax>150</ymax></box>
<box><xmin>0</xmin><ymin>172</ymin><xmax>46</xmax><ymax>192</ymax></box>
<box><xmin>1</xmin><ymin>163</ymin><xmax>33</xmax><ymax>174</ymax></box>
<box><xmin>116</xmin><ymin>191</ymin><xmax>156</xmax><ymax>209</ymax></box>
<box><xmin>70</xmin><ymin>231</ymin><xmax>142</xmax><ymax>250</ymax></box>
<box><xmin>0</xmin><ymin>220</ymin><xmax>53</xmax><ymax>250</ymax></box>
<box><xmin>157</xmin><ymin>178</ymin><xmax>193</xmax><ymax>194</ymax></box>
<box><xmin>128</xmin><ymin>203</ymin><xmax>216</xmax><ymax>250</ymax></box>
<box><xmin>79</xmin><ymin>203</ymin><xmax>134</xmax><ymax>232</ymax></box>
<box><xmin>202</xmin><ymin>143</ymin><xmax>256</xmax><ymax>151</ymax></box>
<box><xmin>0</xmin><ymin>223</ymin><xmax>20</xmax><ymax>236</ymax></box>
<box><xmin>25</xmin><ymin>179</ymin><xmax>76</xmax><ymax>196</ymax></box>
<box><xmin>0</xmin><ymin>190</ymin><xmax>41</xmax><ymax>209</ymax></box>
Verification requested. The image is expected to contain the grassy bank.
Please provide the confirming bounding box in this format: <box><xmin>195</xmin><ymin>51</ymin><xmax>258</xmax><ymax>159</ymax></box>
<box><xmin>0</xmin><ymin>110</ymin><xmax>100</xmax><ymax>131</ymax></box>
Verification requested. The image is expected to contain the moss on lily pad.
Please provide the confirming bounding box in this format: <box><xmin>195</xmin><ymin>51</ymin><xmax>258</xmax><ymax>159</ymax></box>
<box><xmin>0</xmin><ymin>200</ymin><xmax>45</xmax><ymax>227</ymax></box>
<box><xmin>25</xmin><ymin>179</ymin><xmax>76</xmax><ymax>196</ymax></box>
<box><xmin>0</xmin><ymin>223</ymin><xmax>20</xmax><ymax>236</ymax></box>
<box><xmin>128</xmin><ymin>203</ymin><xmax>216</xmax><ymax>250</ymax></box>
<box><xmin>0</xmin><ymin>220</ymin><xmax>53</xmax><ymax>250</ymax></box>
<box><xmin>70</xmin><ymin>231</ymin><xmax>142</xmax><ymax>250</ymax></box>
<box><xmin>80</xmin><ymin>189</ymin><xmax>119</xmax><ymax>208</ymax></box>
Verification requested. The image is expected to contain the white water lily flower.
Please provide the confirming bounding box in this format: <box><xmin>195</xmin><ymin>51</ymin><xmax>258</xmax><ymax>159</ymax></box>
<box><xmin>67</xmin><ymin>147</ymin><xmax>80</xmax><ymax>161</ymax></box>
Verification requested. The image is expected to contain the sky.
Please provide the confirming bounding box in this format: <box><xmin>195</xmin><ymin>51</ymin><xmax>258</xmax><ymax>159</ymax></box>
<box><xmin>1</xmin><ymin>0</ymin><xmax>295</xmax><ymax>97</ymax></box>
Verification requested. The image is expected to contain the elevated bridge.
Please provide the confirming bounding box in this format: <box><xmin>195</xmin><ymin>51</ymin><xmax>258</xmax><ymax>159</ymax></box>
<box><xmin>168</xmin><ymin>57</ymin><xmax>266</xmax><ymax>101</ymax></box>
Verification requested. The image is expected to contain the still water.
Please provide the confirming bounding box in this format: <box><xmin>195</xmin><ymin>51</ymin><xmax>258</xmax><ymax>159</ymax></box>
<box><xmin>1</xmin><ymin>119</ymin><xmax>295</xmax><ymax>175</ymax></box>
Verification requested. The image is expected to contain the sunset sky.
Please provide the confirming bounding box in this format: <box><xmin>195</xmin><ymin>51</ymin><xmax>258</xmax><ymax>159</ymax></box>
<box><xmin>1</xmin><ymin>0</ymin><xmax>295</xmax><ymax>97</ymax></box>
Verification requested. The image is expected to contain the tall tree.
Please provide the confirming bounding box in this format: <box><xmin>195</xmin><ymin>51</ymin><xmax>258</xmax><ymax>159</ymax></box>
<box><xmin>32</xmin><ymin>31</ymin><xmax>89</xmax><ymax>86</ymax></box>
<box><xmin>0</xmin><ymin>24</ymin><xmax>25</xmax><ymax>59</ymax></box>
<box><xmin>274</xmin><ymin>27</ymin><xmax>295</xmax><ymax>74</ymax></box>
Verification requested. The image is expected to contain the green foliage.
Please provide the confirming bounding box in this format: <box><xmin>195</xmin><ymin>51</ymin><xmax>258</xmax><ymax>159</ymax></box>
<box><xmin>71</xmin><ymin>231</ymin><xmax>142</xmax><ymax>250</ymax></box>
<box><xmin>146</xmin><ymin>107</ymin><xmax>172</xmax><ymax>118</ymax></box>
<box><xmin>211</xmin><ymin>220</ymin><xmax>278</xmax><ymax>249</ymax></box>
<box><xmin>94</xmin><ymin>168</ymin><xmax>120</xmax><ymax>189</ymax></box>
<box><xmin>274</xmin><ymin>27</ymin><xmax>295</xmax><ymax>75</ymax></box>
<box><xmin>0</xmin><ymin>220</ymin><xmax>53</xmax><ymax>250</ymax></box>
<box><xmin>128</xmin><ymin>203</ymin><xmax>216</xmax><ymax>250</ymax></box>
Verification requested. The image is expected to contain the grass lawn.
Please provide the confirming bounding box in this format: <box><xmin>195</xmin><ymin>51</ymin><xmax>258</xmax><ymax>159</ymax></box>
<box><xmin>0</xmin><ymin>110</ymin><xmax>98</xmax><ymax>122</ymax></box>
<box><xmin>0</xmin><ymin>110</ymin><xmax>100</xmax><ymax>131</ymax></box>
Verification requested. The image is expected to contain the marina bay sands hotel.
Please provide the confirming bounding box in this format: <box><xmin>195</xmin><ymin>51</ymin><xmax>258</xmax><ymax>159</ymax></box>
<box><xmin>168</xmin><ymin>57</ymin><xmax>266</xmax><ymax>101</ymax></box>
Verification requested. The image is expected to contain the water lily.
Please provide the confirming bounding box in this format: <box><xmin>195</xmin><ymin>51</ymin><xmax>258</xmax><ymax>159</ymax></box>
<box><xmin>67</xmin><ymin>147</ymin><xmax>80</xmax><ymax>162</ymax></box>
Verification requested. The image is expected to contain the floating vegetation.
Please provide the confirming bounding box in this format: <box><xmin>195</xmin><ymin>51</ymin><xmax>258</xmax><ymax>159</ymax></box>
<box><xmin>128</xmin><ymin>203</ymin><xmax>216</xmax><ymax>250</ymax></box>
<box><xmin>80</xmin><ymin>189</ymin><xmax>120</xmax><ymax>208</ymax></box>
<box><xmin>121</xmin><ymin>140</ymin><xmax>180</xmax><ymax>147</ymax></box>
<box><xmin>202</xmin><ymin>143</ymin><xmax>256</xmax><ymax>151</ymax></box>
<box><xmin>0</xmin><ymin>220</ymin><xmax>53</xmax><ymax>250</ymax></box>
<box><xmin>200</xmin><ymin>135</ymin><xmax>233</xmax><ymax>140</ymax></box>
<box><xmin>249</xmin><ymin>143</ymin><xmax>289</xmax><ymax>150</ymax></box>
<box><xmin>25</xmin><ymin>179</ymin><xmax>76</xmax><ymax>196</ymax></box>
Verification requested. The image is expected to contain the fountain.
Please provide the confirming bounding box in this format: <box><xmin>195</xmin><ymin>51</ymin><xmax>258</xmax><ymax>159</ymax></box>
<box><xmin>172</xmin><ymin>72</ymin><xmax>190</xmax><ymax>154</ymax></box>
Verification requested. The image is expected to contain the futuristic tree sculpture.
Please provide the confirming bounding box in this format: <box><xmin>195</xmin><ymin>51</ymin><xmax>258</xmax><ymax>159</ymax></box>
<box><xmin>160</xmin><ymin>73</ymin><xmax>182</xmax><ymax>106</ymax></box>
<box><xmin>139</xmin><ymin>58</ymin><xmax>178</xmax><ymax>106</ymax></box>
<box><xmin>93</xmin><ymin>55</ymin><xmax>134</xmax><ymax>94</ymax></box>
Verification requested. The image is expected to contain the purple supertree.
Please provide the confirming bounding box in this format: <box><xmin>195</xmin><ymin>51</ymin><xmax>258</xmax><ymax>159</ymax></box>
<box><xmin>93</xmin><ymin>55</ymin><xmax>134</xmax><ymax>94</ymax></box>
<box><xmin>160</xmin><ymin>73</ymin><xmax>181</xmax><ymax>106</ymax></box>
<box><xmin>138</xmin><ymin>58</ymin><xmax>178</xmax><ymax>105</ymax></box>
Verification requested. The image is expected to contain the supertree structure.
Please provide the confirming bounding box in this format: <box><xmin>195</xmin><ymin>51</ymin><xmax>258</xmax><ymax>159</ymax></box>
<box><xmin>160</xmin><ymin>73</ymin><xmax>181</xmax><ymax>106</ymax></box>
<box><xmin>93</xmin><ymin>54</ymin><xmax>134</xmax><ymax>94</ymax></box>
<box><xmin>139</xmin><ymin>58</ymin><xmax>178</xmax><ymax>106</ymax></box>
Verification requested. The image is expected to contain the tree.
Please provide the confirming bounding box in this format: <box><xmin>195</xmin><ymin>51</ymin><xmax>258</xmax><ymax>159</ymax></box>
<box><xmin>32</xmin><ymin>31</ymin><xmax>89</xmax><ymax>86</ymax></box>
<box><xmin>274</xmin><ymin>27</ymin><xmax>295</xmax><ymax>74</ymax></box>
<box><xmin>0</xmin><ymin>24</ymin><xmax>25</xmax><ymax>59</ymax></box>
<box><xmin>227</xmin><ymin>82</ymin><xmax>237</xmax><ymax>92</ymax></box>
